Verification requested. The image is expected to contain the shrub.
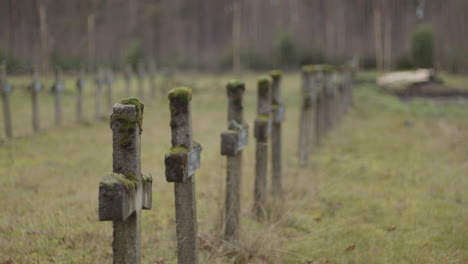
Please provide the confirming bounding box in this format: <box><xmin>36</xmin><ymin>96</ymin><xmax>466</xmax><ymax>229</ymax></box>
<box><xmin>411</xmin><ymin>24</ymin><xmax>434</xmax><ymax>68</ymax></box>
<box><xmin>299</xmin><ymin>48</ymin><xmax>326</xmax><ymax>66</ymax></box>
<box><xmin>50</xmin><ymin>51</ymin><xmax>83</xmax><ymax>72</ymax></box>
<box><xmin>394</xmin><ymin>54</ymin><xmax>414</xmax><ymax>70</ymax></box>
<box><xmin>273</xmin><ymin>32</ymin><xmax>298</xmax><ymax>68</ymax></box>
<box><xmin>0</xmin><ymin>48</ymin><xmax>25</xmax><ymax>73</ymax></box>
<box><xmin>125</xmin><ymin>40</ymin><xmax>144</xmax><ymax>70</ymax></box>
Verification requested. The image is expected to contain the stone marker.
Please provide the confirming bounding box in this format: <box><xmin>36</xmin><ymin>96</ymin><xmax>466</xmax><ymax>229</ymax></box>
<box><xmin>298</xmin><ymin>67</ymin><xmax>312</xmax><ymax>167</ymax></box>
<box><xmin>95</xmin><ymin>68</ymin><xmax>105</xmax><ymax>119</ymax></box>
<box><xmin>314</xmin><ymin>67</ymin><xmax>326</xmax><ymax>146</ymax></box>
<box><xmin>269</xmin><ymin>70</ymin><xmax>285</xmax><ymax>198</ymax></box>
<box><xmin>148</xmin><ymin>60</ymin><xmax>157</xmax><ymax>99</ymax></box>
<box><xmin>31</xmin><ymin>69</ymin><xmax>42</xmax><ymax>132</ymax></box>
<box><xmin>323</xmin><ymin>67</ymin><xmax>335</xmax><ymax>133</ymax></box>
<box><xmin>1</xmin><ymin>63</ymin><xmax>13</xmax><ymax>138</ymax></box>
<box><xmin>98</xmin><ymin>98</ymin><xmax>152</xmax><ymax>264</ymax></box>
<box><xmin>105</xmin><ymin>68</ymin><xmax>114</xmax><ymax>112</ymax></box>
<box><xmin>137</xmin><ymin>63</ymin><xmax>145</xmax><ymax>99</ymax></box>
<box><xmin>220</xmin><ymin>80</ymin><xmax>248</xmax><ymax>242</ymax></box>
<box><xmin>253</xmin><ymin>76</ymin><xmax>272</xmax><ymax>221</ymax></box>
<box><xmin>76</xmin><ymin>69</ymin><xmax>85</xmax><ymax>122</ymax></box>
<box><xmin>124</xmin><ymin>65</ymin><xmax>133</xmax><ymax>98</ymax></box>
<box><xmin>165</xmin><ymin>87</ymin><xmax>201</xmax><ymax>264</ymax></box>
<box><xmin>51</xmin><ymin>67</ymin><xmax>64</xmax><ymax>126</ymax></box>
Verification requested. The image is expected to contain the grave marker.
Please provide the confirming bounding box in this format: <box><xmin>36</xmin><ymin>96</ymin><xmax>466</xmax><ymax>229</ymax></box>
<box><xmin>253</xmin><ymin>76</ymin><xmax>272</xmax><ymax>220</ymax></box>
<box><xmin>1</xmin><ymin>63</ymin><xmax>13</xmax><ymax>138</ymax></box>
<box><xmin>51</xmin><ymin>68</ymin><xmax>64</xmax><ymax>126</ymax></box>
<box><xmin>220</xmin><ymin>80</ymin><xmax>248</xmax><ymax>242</ymax></box>
<box><xmin>105</xmin><ymin>68</ymin><xmax>114</xmax><ymax>112</ymax></box>
<box><xmin>148</xmin><ymin>61</ymin><xmax>157</xmax><ymax>99</ymax></box>
<box><xmin>137</xmin><ymin>63</ymin><xmax>145</xmax><ymax>99</ymax></box>
<box><xmin>165</xmin><ymin>87</ymin><xmax>201</xmax><ymax>264</ymax></box>
<box><xmin>125</xmin><ymin>65</ymin><xmax>133</xmax><ymax>98</ymax></box>
<box><xmin>31</xmin><ymin>69</ymin><xmax>42</xmax><ymax>132</ymax></box>
<box><xmin>76</xmin><ymin>69</ymin><xmax>85</xmax><ymax>122</ymax></box>
<box><xmin>98</xmin><ymin>98</ymin><xmax>152</xmax><ymax>264</ymax></box>
<box><xmin>95</xmin><ymin>68</ymin><xmax>105</xmax><ymax>119</ymax></box>
<box><xmin>269</xmin><ymin>70</ymin><xmax>285</xmax><ymax>198</ymax></box>
<box><xmin>298</xmin><ymin>67</ymin><xmax>312</xmax><ymax>166</ymax></box>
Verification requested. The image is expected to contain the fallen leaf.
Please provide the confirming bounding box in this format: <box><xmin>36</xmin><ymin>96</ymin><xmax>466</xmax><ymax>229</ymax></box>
<box><xmin>344</xmin><ymin>244</ymin><xmax>356</xmax><ymax>252</ymax></box>
<box><xmin>387</xmin><ymin>226</ymin><xmax>397</xmax><ymax>232</ymax></box>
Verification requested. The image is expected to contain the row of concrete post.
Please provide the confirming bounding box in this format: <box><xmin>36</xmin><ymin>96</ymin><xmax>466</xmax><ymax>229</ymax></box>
<box><xmin>0</xmin><ymin>63</ymin><xmax>166</xmax><ymax>140</ymax></box>
<box><xmin>298</xmin><ymin>64</ymin><xmax>355</xmax><ymax>166</ymax></box>
<box><xmin>99</xmin><ymin>67</ymin><xmax>341</xmax><ymax>264</ymax></box>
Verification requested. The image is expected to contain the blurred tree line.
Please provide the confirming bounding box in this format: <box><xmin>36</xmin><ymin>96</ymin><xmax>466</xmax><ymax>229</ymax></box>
<box><xmin>0</xmin><ymin>0</ymin><xmax>467</xmax><ymax>73</ymax></box>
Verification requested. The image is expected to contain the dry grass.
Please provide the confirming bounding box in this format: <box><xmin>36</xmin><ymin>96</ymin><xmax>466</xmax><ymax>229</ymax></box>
<box><xmin>0</xmin><ymin>71</ymin><xmax>467</xmax><ymax>263</ymax></box>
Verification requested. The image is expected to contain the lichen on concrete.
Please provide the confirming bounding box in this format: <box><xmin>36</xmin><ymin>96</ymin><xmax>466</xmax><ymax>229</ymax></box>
<box><xmin>269</xmin><ymin>70</ymin><xmax>282</xmax><ymax>80</ymax></box>
<box><xmin>168</xmin><ymin>87</ymin><xmax>192</xmax><ymax>104</ymax></box>
<box><xmin>227</xmin><ymin>80</ymin><xmax>245</xmax><ymax>92</ymax></box>
<box><xmin>100</xmin><ymin>173</ymin><xmax>138</xmax><ymax>194</ymax></box>
<box><xmin>120</xmin><ymin>97</ymin><xmax>144</xmax><ymax>132</ymax></box>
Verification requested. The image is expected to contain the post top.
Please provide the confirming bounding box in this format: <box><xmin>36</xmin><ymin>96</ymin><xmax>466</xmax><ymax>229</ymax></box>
<box><xmin>258</xmin><ymin>76</ymin><xmax>272</xmax><ymax>87</ymax></box>
<box><xmin>112</xmin><ymin>97</ymin><xmax>145</xmax><ymax>133</ymax></box>
<box><xmin>168</xmin><ymin>87</ymin><xmax>192</xmax><ymax>104</ymax></box>
<box><xmin>269</xmin><ymin>70</ymin><xmax>282</xmax><ymax>80</ymax></box>
<box><xmin>227</xmin><ymin>80</ymin><xmax>245</xmax><ymax>94</ymax></box>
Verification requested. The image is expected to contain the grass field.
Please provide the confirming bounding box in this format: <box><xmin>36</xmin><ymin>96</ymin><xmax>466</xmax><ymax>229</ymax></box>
<box><xmin>0</xmin><ymin>71</ymin><xmax>467</xmax><ymax>263</ymax></box>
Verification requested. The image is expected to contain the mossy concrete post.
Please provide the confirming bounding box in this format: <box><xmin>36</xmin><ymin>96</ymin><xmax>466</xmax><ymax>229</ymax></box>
<box><xmin>124</xmin><ymin>65</ymin><xmax>133</xmax><ymax>98</ymax></box>
<box><xmin>1</xmin><ymin>63</ymin><xmax>13</xmax><ymax>139</ymax></box>
<box><xmin>165</xmin><ymin>87</ymin><xmax>201</xmax><ymax>264</ymax></box>
<box><xmin>337</xmin><ymin>69</ymin><xmax>346</xmax><ymax>119</ymax></box>
<box><xmin>98</xmin><ymin>98</ymin><xmax>152</xmax><ymax>264</ymax></box>
<box><xmin>333</xmin><ymin>69</ymin><xmax>341</xmax><ymax>126</ymax></box>
<box><xmin>269</xmin><ymin>70</ymin><xmax>285</xmax><ymax>198</ymax></box>
<box><xmin>137</xmin><ymin>63</ymin><xmax>145</xmax><ymax>100</ymax></box>
<box><xmin>298</xmin><ymin>68</ymin><xmax>312</xmax><ymax>167</ymax></box>
<box><xmin>31</xmin><ymin>69</ymin><xmax>42</xmax><ymax>133</ymax></box>
<box><xmin>76</xmin><ymin>69</ymin><xmax>85</xmax><ymax>123</ymax></box>
<box><xmin>221</xmin><ymin>80</ymin><xmax>248</xmax><ymax>243</ymax></box>
<box><xmin>149</xmin><ymin>61</ymin><xmax>157</xmax><ymax>99</ymax></box>
<box><xmin>253</xmin><ymin>77</ymin><xmax>272</xmax><ymax>221</ymax></box>
<box><xmin>307</xmin><ymin>67</ymin><xmax>318</xmax><ymax>154</ymax></box>
<box><xmin>52</xmin><ymin>68</ymin><xmax>64</xmax><ymax>126</ymax></box>
<box><xmin>95</xmin><ymin>68</ymin><xmax>105</xmax><ymax>119</ymax></box>
<box><xmin>323</xmin><ymin>69</ymin><xmax>334</xmax><ymax>134</ymax></box>
<box><xmin>105</xmin><ymin>68</ymin><xmax>114</xmax><ymax>113</ymax></box>
<box><xmin>314</xmin><ymin>68</ymin><xmax>326</xmax><ymax>146</ymax></box>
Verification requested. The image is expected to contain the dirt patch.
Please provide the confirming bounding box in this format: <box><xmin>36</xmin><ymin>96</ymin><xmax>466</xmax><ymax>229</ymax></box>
<box><xmin>394</xmin><ymin>82</ymin><xmax>468</xmax><ymax>99</ymax></box>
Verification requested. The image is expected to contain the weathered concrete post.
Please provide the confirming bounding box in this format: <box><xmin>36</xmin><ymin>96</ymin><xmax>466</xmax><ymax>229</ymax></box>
<box><xmin>314</xmin><ymin>67</ymin><xmax>326</xmax><ymax>146</ymax></box>
<box><xmin>165</xmin><ymin>87</ymin><xmax>202</xmax><ymax>264</ymax></box>
<box><xmin>1</xmin><ymin>64</ymin><xmax>13</xmax><ymax>138</ymax></box>
<box><xmin>95</xmin><ymin>68</ymin><xmax>105</xmax><ymax>119</ymax></box>
<box><xmin>253</xmin><ymin>77</ymin><xmax>272</xmax><ymax>221</ymax></box>
<box><xmin>148</xmin><ymin>61</ymin><xmax>157</xmax><ymax>99</ymax></box>
<box><xmin>99</xmin><ymin>98</ymin><xmax>152</xmax><ymax>264</ymax></box>
<box><xmin>124</xmin><ymin>65</ymin><xmax>133</xmax><ymax>98</ymax></box>
<box><xmin>105</xmin><ymin>68</ymin><xmax>114</xmax><ymax>112</ymax></box>
<box><xmin>52</xmin><ymin>68</ymin><xmax>64</xmax><ymax>126</ymax></box>
<box><xmin>137</xmin><ymin>63</ymin><xmax>145</xmax><ymax>99</ymax></box>
<box><xmin>31</xmin><ymin>69</ymin><xmax>42</xmax><ymax>133</ymax></box>
<box><xmin>298</xmin><ymin>67</ymin><xmax>312</xmax><ymax>167</ymax></box>
<box><xmin>220</xmin><ymin>80</ymin><xmax>248</xmax><ymax>242</ymax></box>
<box><xmin>76</xmin><ymin>69</ymin><xmax>85</xmax><ymax>123</ymax></box>
<box><xmin>323</xmin><ymin>66</ymin><xmax>334</xmax><ymax>133</ymax></box>
<box><xmin>269</xmin><ymin>70</ymin><xmax>285</xmax><ymax>198</ymax></box>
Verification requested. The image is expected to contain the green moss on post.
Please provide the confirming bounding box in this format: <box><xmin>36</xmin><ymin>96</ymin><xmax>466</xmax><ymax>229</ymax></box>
<box><xmin>168</xmin><ymin>87</ymin><xmax>192</xmax><ymax>104</ymax></box>
<box><xmin>269</xmin><ymin>70</ymin><xmax>282</xmax><ymax>80</ymax></box>
<box><xmin>227</xmin><ymin>80</ymin><xmax>245</xmax><ymax>93</ymax></box>
<box><xmin>120</xmin><ymin>97</ymin><xmax>144</xmax><ymax>132</ymax></box>
<box><xmin>170</xmin><ymin>146</ymin><xmax>189</xmax><ymax>154</ymax></box>
<box><xmin>100</xmin><ymin>173</ymin><xmax>138</xmax><ymax>194</ymax></box>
